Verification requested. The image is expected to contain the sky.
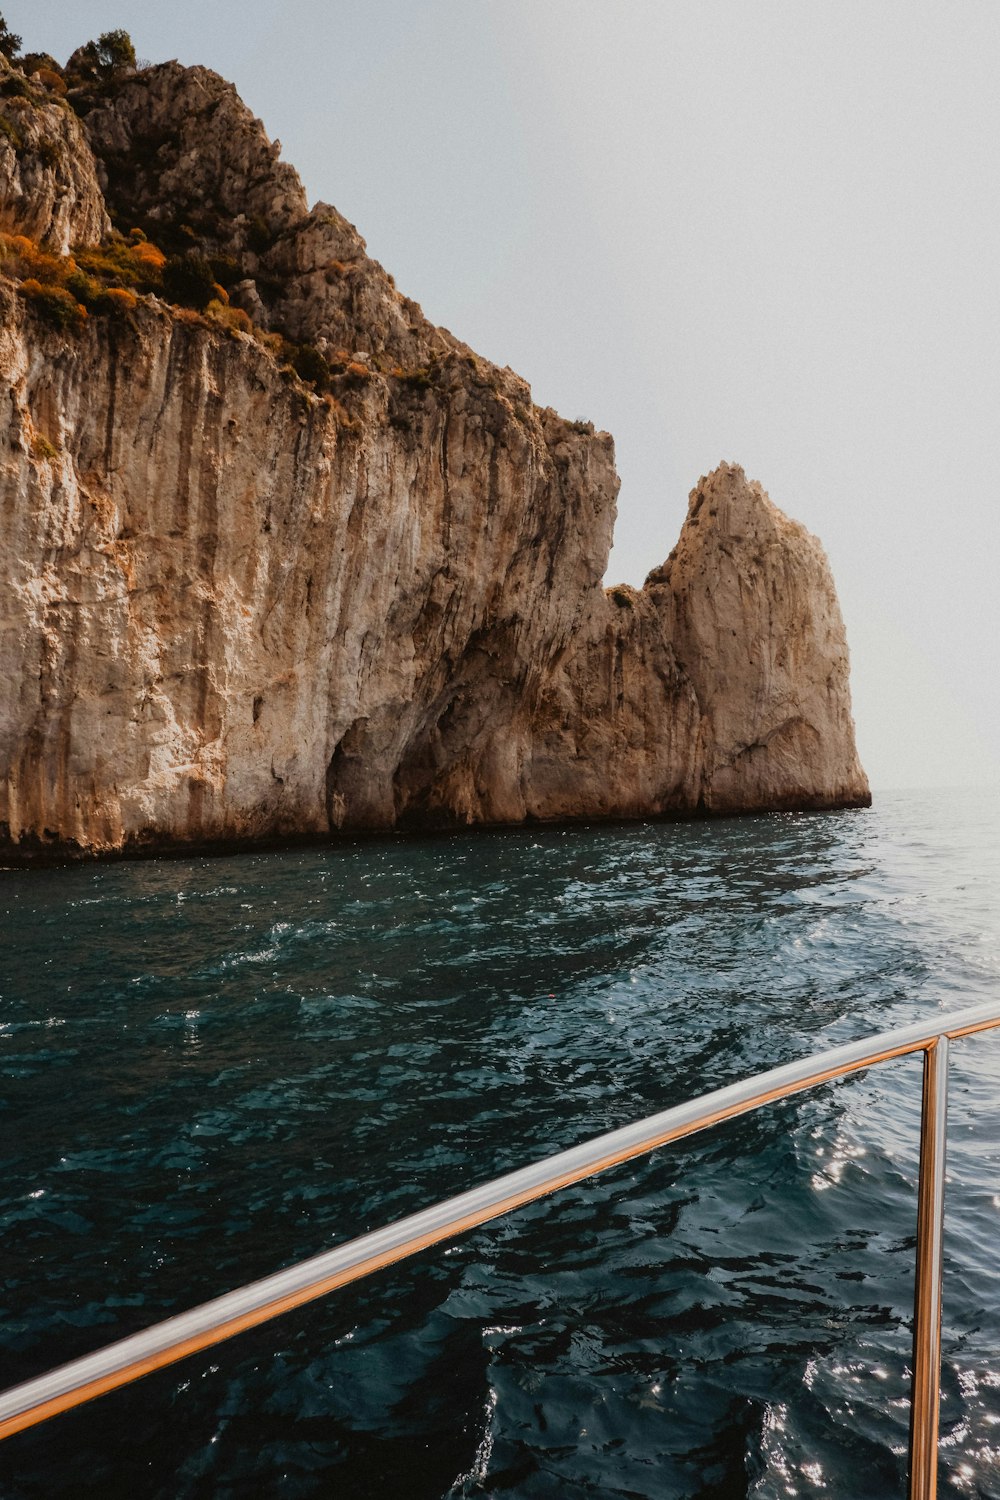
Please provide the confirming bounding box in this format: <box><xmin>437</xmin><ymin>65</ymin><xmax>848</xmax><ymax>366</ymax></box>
<box><xmin>12</xmin><ymin>1</ymin><xmax>1000</xmax><ymax>790</ymax></box>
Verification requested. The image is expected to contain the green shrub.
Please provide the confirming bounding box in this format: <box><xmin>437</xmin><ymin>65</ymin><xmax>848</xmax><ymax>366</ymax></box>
<box><xmin>92</xmin><ymin>285</ymin><xmax>138</xmax><ymax>317</ymax></box>
<box><xmin>30</xmin><ymin>431</ymin><xmax>58</xmax><ymax>461</ymax></box>
<box><xmin>65</xmin><ymin>266</ymin><xmax>101</xmax><ymax>304</ymax></box>
<box><xmin>70</xmin><ymin>29</ymin><xmax>137</xmax><ymax>83</ymax></box>
<box><xmin>1</xmin><ymin>232</ymin><xmax>63</xmax><ymax>281</ymax></box>
<box><xmin>391</xmin><ymin>365</ymin><xmax>431</xmax><ymax>388</ymax></box>
<box><xmin>75</xmin><ymin>245</ymin><xmax>140</xmax><ymax>286</ymax></box>
<box><xmin>19</xmin><ymin>279</ymin><xmax>88</xmax><ymax>334</ymax></box>
<box><xmin>77</xmin><ymin>236</ymin><xmax>164</xmax><ymax>290</ymax></box>
<box><xmin>161</xmin><ymin>253</ymin><xmax>217</xmax><ymax>310</ymax></box>
<box><xmin>1</xmin><ymin>228</ymin><xmax>162</xmax><ymax>327</ymax></box>
<box><xmin>96</xmin><ymin>30</ymin><xmax>136</xmax><ymax>75</ymax></box>
<box><xmin>206</xmin><ymin>298</ymin><xmax>252</xmax><ymax>335</ymax></box>
<box><xmin>0</xmin><ymin>14</ymin><xmax>21</xmax><ymax>61</ymax></box>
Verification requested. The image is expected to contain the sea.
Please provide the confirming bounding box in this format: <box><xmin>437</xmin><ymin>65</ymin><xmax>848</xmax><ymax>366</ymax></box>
<box><xmin>1</xmin><ymin>787</ymin><xmax>999</xmax><ymax>1499</ymax></box>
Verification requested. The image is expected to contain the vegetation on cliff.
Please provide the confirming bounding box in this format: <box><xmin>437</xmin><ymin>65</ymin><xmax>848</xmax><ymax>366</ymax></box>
<box><xmin>0</xmin><ymin>25</ymin><xmax>441</xmax><ymax>405</ymax></box>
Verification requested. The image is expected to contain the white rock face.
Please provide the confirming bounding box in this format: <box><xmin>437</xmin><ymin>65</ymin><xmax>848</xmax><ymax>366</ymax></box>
<box><xmin>506</xmin><ymin>463</ymin><xmax>869</xmax><ymax>823</ymax></box>
<box><xmin>653</xmin><ymin>468</ymin><xmax>863</xmax><ymax>816</ymax></box>
<box><xmin>653</xmin><ymin>464</ymin><xmax>868</xmax><ymax>813</ymax></box>
<box><xmin>0</xmin><ymin>58</ymin><xmax>869</xmax><ymax>861</ymax></box>
<box><xmin>0</xmin><ymin>60</ymin><xmax>109</xmax><ymax>252</ymax></box>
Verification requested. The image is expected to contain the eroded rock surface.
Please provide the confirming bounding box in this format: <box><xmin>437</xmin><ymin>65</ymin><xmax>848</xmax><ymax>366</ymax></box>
<box><xmin>0</xmin><ymin>55</ymin><xmax>869</xmax><ymax>861</ymax></box>
<box><xmin>0</xmin><ymin>58</ymin><xmax>109</xmax><ymax>252</ymax></box>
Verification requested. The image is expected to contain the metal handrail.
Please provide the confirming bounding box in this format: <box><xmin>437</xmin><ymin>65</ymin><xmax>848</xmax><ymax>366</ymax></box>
<box><xmin>4</xmin><ymin>1000</ymin><xmax>1000</xmax><ymax>1498</ymax></box>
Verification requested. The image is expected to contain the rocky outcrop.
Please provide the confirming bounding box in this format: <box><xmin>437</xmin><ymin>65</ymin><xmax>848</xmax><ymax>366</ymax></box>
<box><xmin>80</xmin><ymin>61</ymin><xmax>436</xmax><ymax>366</ymax></box>
<box><xmin>650</xmin><ymin>466</ymin><xmax>866</xmax><ymax>813</ymax></box>
<box><xmin>516</xmin><ymin>464</ymin><xmax>868</xmax><ymax>822</ymax></box>
<box><xmin>0</xmin><ymin>53</ymin><xmax>869</xmax><ymax>861</ymax></box>
<box><xmin>0</xmin><ymin>60</ymin><xmax>109</xmax><ymax>252</ymax></box>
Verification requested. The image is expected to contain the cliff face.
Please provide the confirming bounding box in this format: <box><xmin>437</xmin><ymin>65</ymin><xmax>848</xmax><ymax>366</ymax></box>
<box><xmin>0</xmin><ymin>74</ymin><xmax>108</xmax><ymax>253</ymax></box>
<box><xmin>0</xmin><ymin>56</ymin><xmax>869</xmax><ymax>860</ymax></box>
<box><xmin>520</xmin><ymin>462</ymin><xmax>868</xmax><ymax>821</ymax></box>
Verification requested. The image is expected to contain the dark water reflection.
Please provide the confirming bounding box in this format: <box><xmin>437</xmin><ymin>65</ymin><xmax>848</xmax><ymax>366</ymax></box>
<box><xmin>2</xmin><ymin>790</ymin><xmax>1000</xmax><ymax>1497</ymax></box>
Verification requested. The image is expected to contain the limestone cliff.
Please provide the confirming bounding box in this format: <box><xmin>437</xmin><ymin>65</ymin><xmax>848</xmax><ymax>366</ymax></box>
<box><xmin>0</xmin><ymin>51</ymin><xmax>869</xmax><ymax>861</ymax></box>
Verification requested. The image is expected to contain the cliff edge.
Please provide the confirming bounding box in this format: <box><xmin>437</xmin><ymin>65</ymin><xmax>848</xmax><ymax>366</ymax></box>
<box><xmin>0</xmin><ymin>49</ymin><xmax>869</xmax><ymax>860</ymax></box>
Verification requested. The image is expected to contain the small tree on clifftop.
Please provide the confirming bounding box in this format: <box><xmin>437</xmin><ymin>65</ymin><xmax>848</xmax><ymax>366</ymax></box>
<box><xmin>67</xmin><ymin>28</ymin><xmax>136</xmax><ymax>83</ymax></box>
<box><xmin>95</xmin><ymin>29</ymin><xmax>136</xmax><ymax>75</ymax></box>
<box><xmin>0</xmin><ymin>13</ymin><xmax>22</xmax><ymax>60</ymax></box>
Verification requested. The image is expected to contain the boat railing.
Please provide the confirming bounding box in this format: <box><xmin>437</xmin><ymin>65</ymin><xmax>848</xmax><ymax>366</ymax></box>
<box><xmin>4</xmin><ymin>999</ymin><xmax>1000</xmax><ymax>1500</ymax></box>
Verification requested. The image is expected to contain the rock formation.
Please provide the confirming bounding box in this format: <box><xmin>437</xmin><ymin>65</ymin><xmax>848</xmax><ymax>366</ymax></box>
<box><xmin>0</xmin><ymin>50</ymin><xmax>869</xmax><ymax>861</ymax></box>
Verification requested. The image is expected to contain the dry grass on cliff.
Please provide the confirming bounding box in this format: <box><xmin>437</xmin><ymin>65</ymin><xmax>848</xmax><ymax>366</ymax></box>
<box><xmin>0</xmin><ymin>228</ymin><xmax>156</xmax><ymax>329</ymax></box>
<box><xmin>0</xmin><ymin>229</ymin><xmax>244</xmax><ymax>338</ymax></box>
<box><xmin>0</xmin><ymin>224</ymin><xmax>376</xmax><ymax>417</ymax></box>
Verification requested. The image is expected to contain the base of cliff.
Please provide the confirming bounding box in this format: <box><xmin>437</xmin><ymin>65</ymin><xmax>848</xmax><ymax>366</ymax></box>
<box><xmin>0</xmin><ymin>789</ymin><xmax>873</xmax><ymax>869</ymax></box>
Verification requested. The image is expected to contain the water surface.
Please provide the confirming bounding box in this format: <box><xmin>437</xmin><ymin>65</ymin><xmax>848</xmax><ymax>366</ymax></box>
<box><xmin>2</xmin><ymin>789</ymin><xmax>1000</xmax><ymax>1497</ymax></box>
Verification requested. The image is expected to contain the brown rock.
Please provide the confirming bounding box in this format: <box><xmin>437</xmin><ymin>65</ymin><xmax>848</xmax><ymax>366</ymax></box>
<box><xmin>0</xmin><ymin>58</ymin><xmax>109</xmax><ymax>252</ymax></box>
<box><xmin>652</xmin><ymin>463</ymin><xmax>869</xmax><ymax>813</ymax></box>
<box><xmin>517</xmin><ymin>463</ymin><xmax>869</xmax><ymax>823</ymax></box>
<box><xmin>0</xmin><ymin>61</ymin><xmax>869</xmax><ymax>862</ymax></box>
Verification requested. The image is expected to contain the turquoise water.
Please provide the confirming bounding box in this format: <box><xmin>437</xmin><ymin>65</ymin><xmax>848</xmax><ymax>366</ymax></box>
<box><xmin>2</xmin><ymin>789</ymin><xmax>1000</xmax><ymax>1498</ymax></box>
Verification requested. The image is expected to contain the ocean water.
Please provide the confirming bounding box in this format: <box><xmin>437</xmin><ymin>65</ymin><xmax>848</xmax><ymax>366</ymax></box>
<box><xmin>1</xmin><ymin>788</ymin><xmax>1000</xmax><ymax>1499</ymax></box>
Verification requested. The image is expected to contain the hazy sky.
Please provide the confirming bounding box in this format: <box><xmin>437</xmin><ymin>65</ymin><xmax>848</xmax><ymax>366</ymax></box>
<box><xmin>13</xmin><ymin>1</ymin><xmax>1000</xmax><ymax>790</ymax></box>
